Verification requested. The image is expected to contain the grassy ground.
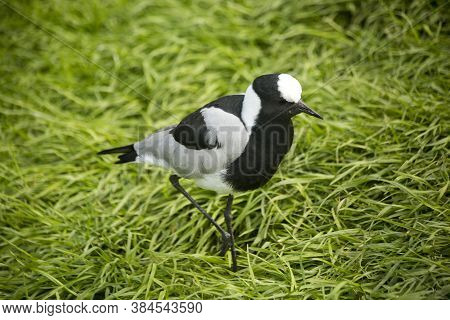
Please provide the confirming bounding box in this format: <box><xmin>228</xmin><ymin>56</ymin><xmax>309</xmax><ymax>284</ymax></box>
<box><xmin>0</xmin><ymin>0</ymin><xmax>449</xmax><ymax>299</ymax></box>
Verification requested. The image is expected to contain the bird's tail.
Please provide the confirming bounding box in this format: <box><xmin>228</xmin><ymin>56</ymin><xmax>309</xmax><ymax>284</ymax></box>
<box><xmin>97</xmin><ymin>144</ymin><xmax>137</xmax><ymax>164</ymax></box>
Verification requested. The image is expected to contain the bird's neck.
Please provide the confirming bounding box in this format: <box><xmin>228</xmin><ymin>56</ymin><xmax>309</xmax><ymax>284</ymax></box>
<box><xmin>241</xmin><ymin>84</ymin><xmax>262</xmax><ymax>130</ymax></box>
<box><xmin>241</xmin><ymin>84</ymin><xmax>290</xmax><ymax>131</ymax></box>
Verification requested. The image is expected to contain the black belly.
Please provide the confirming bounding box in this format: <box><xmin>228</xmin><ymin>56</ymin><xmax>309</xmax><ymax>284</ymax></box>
<box><xmin>224</xmin><ymin>119</ymin><xmax>294</xmax><ymax>191</ymax></box>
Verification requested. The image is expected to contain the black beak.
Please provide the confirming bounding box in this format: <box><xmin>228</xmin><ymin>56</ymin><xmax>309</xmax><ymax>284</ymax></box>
<box><xmin>293</xmin><ymin>100</ymin><xmax>323</xmax><ymax>119</ymax></box>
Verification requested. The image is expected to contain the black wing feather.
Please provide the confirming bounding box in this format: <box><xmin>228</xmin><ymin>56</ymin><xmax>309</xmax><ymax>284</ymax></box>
<box><xmin>97</xmin><ymin>144</ymin><xmax>137</xmax><ymax>164</ymax></box>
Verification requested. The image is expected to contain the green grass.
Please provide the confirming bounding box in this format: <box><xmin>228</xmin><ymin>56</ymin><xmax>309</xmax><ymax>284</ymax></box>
<box><xmin>0</xmin><ymin>0</ymin><xmax>449</xmax><ymax>299</ymax></box>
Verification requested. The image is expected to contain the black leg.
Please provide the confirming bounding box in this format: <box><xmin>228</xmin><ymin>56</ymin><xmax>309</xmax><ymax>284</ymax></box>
<box><xmin>169</xmin><ymin>175</ymin><xmax>232</xmax><ymax>254</ymax></box>
<box><xmin>223</xmin><ymin>194</ymin><xmax>237</xmax><ymax>272</ymax></box>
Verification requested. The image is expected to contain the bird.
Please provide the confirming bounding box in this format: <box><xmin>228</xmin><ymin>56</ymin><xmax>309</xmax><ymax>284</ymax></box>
<box><xmin>98</xmin><ymin>73</ymin><xmax>322</xmax><ymax>271</ymax></box>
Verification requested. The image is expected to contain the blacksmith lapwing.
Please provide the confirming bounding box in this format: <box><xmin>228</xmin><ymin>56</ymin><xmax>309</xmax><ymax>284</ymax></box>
<box><xmin>98</xmin><ymin>73</ymin><xmax>322</xmax><ymax>271</ymax></box>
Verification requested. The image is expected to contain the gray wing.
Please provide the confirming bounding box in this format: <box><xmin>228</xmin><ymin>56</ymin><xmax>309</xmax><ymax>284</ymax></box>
<box><xmin>170</xmin><ymin>108</ymin><xmax>219</xmax><ymax>150</ymax></box>
<box><xmin>134</xmin><ymin>107</ymin><xmax>249</xmax><ymax>178</ymax></box>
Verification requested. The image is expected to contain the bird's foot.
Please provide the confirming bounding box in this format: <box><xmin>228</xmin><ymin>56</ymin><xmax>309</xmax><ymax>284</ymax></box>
<box><xmin>219</xmin><ymin>232</ymin><xmax>232</xmax><ymax>256</ymax></box>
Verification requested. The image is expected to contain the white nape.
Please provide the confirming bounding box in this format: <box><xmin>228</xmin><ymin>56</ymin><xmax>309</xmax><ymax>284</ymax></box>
<box><xmin>241</xmin><ymin>84</ymin><xmax>262</xmax><ymax>130</ymax></box>
<box><xmin>277</xmin><ymin>74</ymin><xmax>302</xmax><ymax>103</ymax></box>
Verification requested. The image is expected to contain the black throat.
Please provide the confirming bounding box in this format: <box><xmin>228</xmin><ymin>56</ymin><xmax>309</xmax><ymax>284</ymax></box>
<box><xmin>224</xmin><ymin>105</ymin><xmax>294</xmax><ymax>191</ymax></box>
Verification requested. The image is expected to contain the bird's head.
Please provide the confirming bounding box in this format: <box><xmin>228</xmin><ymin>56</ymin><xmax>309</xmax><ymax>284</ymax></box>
<box><xmin>251</xmin><ymin>73</ymin><xmax>322</xmax><ymax>120</ymax></box>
